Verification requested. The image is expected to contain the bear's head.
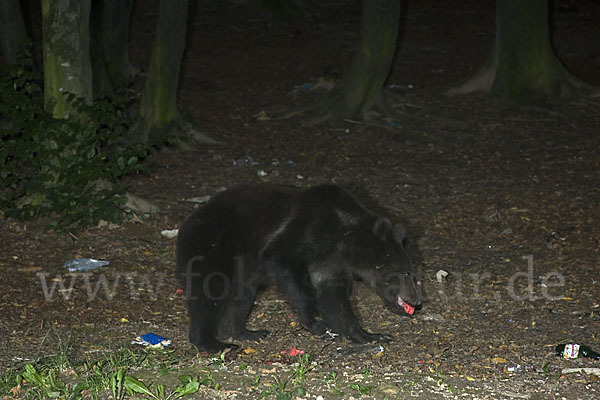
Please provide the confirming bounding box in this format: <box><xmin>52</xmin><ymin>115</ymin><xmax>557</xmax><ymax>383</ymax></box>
<box><xmin>351</xmin><ymin>217</ymin><xmax>422</xmax><ymax>315</ymax></box>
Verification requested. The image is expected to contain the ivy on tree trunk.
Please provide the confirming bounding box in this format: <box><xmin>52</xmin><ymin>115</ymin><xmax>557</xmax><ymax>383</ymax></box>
<box><xmin>448</xmin><ymin>0</ymin><xmax>591</xmax><ymax>100</ymax></box>
<box><xmin>41</xmin><ymin>0</ymin><xmax>93</xmax><ymax>118</ymax></box>
<box><xmin>137</xmin><ymin>0</ymin><xmax>189</xmax><ymax>143</ymax></box>
<box><xmin>316</xmin><ymin>0</ymin><xmax>400</xmax><ymax>122</ymax></box>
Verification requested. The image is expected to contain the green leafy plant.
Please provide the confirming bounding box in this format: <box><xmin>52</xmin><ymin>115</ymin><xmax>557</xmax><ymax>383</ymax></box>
<box><xmin>258</xmin><ymin>354</ymin><xmax>312</xmax><ymax>399</ymax></box>
<box><xmin>325</xmin><ymin>371</ymin><xmax>344</xmax><ymax>396</ymax></box>
<box><xmin>0</xmin><ymin>369</ymin><xmax>22</xmax><ymax>398</ymax></box>
<box><xmin>20</xmin><ymin>363</ymin><xmax>84</xmax><ymax>399</ymax></box>
<box><xmin>292</xmin><ymin>353</ymin><xmax>312</xmax><ymax>383</ymax></box>
<box><xmin>111</xmin><ymin>368</ymin><xmax>127</xmax><ymax>400</ymax></box>
<box><xmin>258</xmin><ymin>376</ymin><xmax>294</xmax><ymax>400</ymax></box>
<box><xmin>0</xmin><ymin>57</ymin><xmax>148</xmax><ymax>230</ymax></box>
<box><xmin>122</xmin><ymin>374</ymin><xmax>201</xmax><ymax>400</ymax></box>
<box><xmin>350</xmin><ymin>382</ymin><xmax>372</xmax><ymax>396</ymax></box>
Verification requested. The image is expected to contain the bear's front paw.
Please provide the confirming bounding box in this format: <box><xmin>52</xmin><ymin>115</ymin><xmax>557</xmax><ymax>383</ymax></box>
<box><xmin>369</xmin><ymin>333</ymin><xmax>393</xmax><ymax>343</ymax></box>
<box><xmin>351</xmin><ymin>331</ymin><xmax>393</xmax><ymax>344</ymax></box>
<box><xmin>192</xmin><ymin>339</ymin><xmax>237</xmax><ymax>354</ymax></box>
<box><xmin>305</xmin><ymin>320</ymin><xmax>327</xmax><ymax>336</ymax></box>
<box><xmin>234</xmin><ymin>329</ymin><xmax>269</xmax><ymax>342</ymax></box>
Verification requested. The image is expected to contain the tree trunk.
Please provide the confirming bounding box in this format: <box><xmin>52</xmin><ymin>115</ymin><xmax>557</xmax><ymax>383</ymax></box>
<box><xmin>447</xmin><ymin>0</ymin><xmax>590</xmax><ymax>100</ymax></box>
<box><xmin>137</xmin><ymin>0</ymin><xmax>189</xmax><ymax>143</ymax></box>
<box><xmin>317</xmin><ymin>0</ymin><xmax>400</xmax><ymax>122</ymax></box>
<box><xmin>41</xmin><ymin>0</ymin><xmax>93</xmax><ymax>118</ymax></box>
<box><xmin>0</xmin><ymin>0</ymin><xmax>29</xmax><ymax>65</ymax></box>
<box><xmin>91</xmin><ymin>0</ymin><xmax>137</xmax><ymax>95</ymax></box>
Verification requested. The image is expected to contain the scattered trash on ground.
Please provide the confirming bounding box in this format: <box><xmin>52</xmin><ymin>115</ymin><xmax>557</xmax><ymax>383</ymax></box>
<box><xmin>561</xmin><ymin>368</ymin><xmax>600</xmax><ymax>377</ymax></box>
<box><xmin>388</xmin><ymin>83</ymin><xmax>414</xmax><ymax>92</ymax></box>
<box><xmin>502</xmin><ymin>364</ymin><xmax>537</xmax><ymax>374</ymax></box>
<box><xmin>233</xmin><ymin>153</ymin><xmax>299</xmax><ymax>179</ymax></box>
<box><xmin>63</xmin><ymin>258</ymin><xmax>109</xmax><ymax>272</ymax></box>
<box><xmin>185</xmin><ymin>195</ymin><xmax>211</xmax><ymax>204</ymax></box>
<box><xmin>436</xmin><ymin>269</ymin><xmax>448</xmax><ymax>283</ymax></box>
<box><xmin>418</xmin><ymin>313</ymin><xmax>446</xmax><ymax>322</ymax></box>
<box><xmin>281</xmin><ymin>347</ymin><xmax>305</xmax><ymax>357</ymax></box>
<box><xmin>337</xmin><ymin>344</ymin><xmax>385</xmax><ymax>357</ymax></box>
<box><xmin>290</xmin><ymin>78</ymin><xmax>335</xmax><ymax>96</ymax></box>
<box><xmin>232</xmin><ymin>153</ymin><xmax>259</xmax><ymax>166</ymax></box>
<box><xmin>160</xmin><ymin>229</ymin><xmax>179</xmax><ymax>239</ymax></box>
<box><xmin>132</xmin><ymin>333</ymin><xmax>171</xmax><ymax>348</ymax></box>
<box><xmin>124</xmin><ymin>193</ymin><xmax>160</xmax><ymax>215</ymax></box>
<box><xmin>397</xmin><ymin>297</ymin><xmax>415</xmax><ymax>315</ymax></box>
<box><xmin>556</xmin><ymin>343</ymin><xmax>600</xmax><ymax>360</ymax></box>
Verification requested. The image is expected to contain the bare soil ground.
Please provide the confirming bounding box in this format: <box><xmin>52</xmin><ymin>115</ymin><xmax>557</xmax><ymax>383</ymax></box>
<box><xmin>1</xmin><ymin>0</ymin><xmax>600</xmax><ymax>398</ymax></box>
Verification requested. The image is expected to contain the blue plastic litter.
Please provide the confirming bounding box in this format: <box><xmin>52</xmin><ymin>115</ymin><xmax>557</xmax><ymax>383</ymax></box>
<box><xmin>133</xmin><ymin>333</ymin><xmax>171</xmax><ymax>347</ymax></box>
<box><xmin>63</xmin><ymin>258</ymin><xmax>109</xmax><ymax>272</ymax></box>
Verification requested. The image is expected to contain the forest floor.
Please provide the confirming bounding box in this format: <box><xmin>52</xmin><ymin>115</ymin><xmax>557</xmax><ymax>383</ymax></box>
<box><xmin>1</xmin><ymin>0</ymin><xmax>600</xmax><ymax>399</ymax></box>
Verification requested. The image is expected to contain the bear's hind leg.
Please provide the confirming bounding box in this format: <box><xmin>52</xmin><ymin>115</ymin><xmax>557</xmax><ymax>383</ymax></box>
<box><xmin>181</xmin><ymin>249</ymin><xmax>238</xmax><ymax>353</ymax></box>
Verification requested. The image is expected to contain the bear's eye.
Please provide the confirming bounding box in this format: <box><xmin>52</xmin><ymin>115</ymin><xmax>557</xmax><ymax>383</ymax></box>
<box><xmin>375</xmin><ymin>264</ymin><xmax>383</xmax><ymax>270</ymax></box>
<box><xmin>405</xmin><ymin>272</ymin><xmax>411</xmax><ymax>278</ymax></box>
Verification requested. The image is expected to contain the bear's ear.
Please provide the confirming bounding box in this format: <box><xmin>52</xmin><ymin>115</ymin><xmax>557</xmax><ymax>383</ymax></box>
<box><xmin>393</xmin><ymin>223</ymin><xmax>406</xmax><ymax>245</ymax></box>
<box><xmin>373</xmin><ymin>217</ymin><xmax>392</xmax><ymax>241</ymax></box>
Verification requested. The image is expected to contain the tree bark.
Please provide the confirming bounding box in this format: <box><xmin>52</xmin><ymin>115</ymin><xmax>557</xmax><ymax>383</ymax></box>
<box><xmin>0</xmin><ymin>0</ymin><xmax>29</xmax><ymax>65</ymax></box>
<box><xmin>91</xmin><ymin>0</ymin><xmax>137</xmax><ymax>95</ymax></box>
<box><xmin>137</xmin><ymin>0</ymin><xmax>189</xmax><ymax>143</ymax></box>
<box><xmin>41</xmin><ymin>0</ymin><xmax>93</xmax><ymax>118</ymax></box>
<box><xmin>447</xmin><ymin>0</ymin><xmax>590</xmax><ymax>100</ymax></box>
<box><xmin>316</xmin><ymin>0</ymin><xmax>400</xmax><ymax>122</ymax></box>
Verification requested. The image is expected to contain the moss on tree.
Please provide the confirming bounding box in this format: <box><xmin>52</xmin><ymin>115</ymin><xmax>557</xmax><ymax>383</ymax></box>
<box><xmin>447</xmin><ymin>0</ymin><xmax>593</xmax><ymax>101</ymax></box>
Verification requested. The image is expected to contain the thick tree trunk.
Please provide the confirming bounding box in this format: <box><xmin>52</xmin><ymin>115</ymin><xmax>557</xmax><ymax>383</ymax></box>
<box><xmin>338</xmin><ymin>0</ymin><xmax>400</xmax><ymax>117</ymax></box>
<box><xmin>0</xmin><ymin>0</ymin><xmax>29</xmax><ymax>65</ymax></box>
<box><xmin>137</xmin><ymin>0</ymin><xmax>189</xmax><ymax>143</ymax></box>
<box><xmin>41</xmin><ymin>0</ymin><xmax>93</xmax><ymax>118</ymax></box>
<box><xmin>318</xmin><ymin>0</ymin><xmax>400</xmax><ymax>121</ymax></box>
<box><xmin>448</xmin><ymin>0</ymin><xmax>590</xmax><ymax>100</ymax></box>
<box><xmin>91</xmin><ymin>0</ymin><xmax>137</xmax><ymax>95</ymax></box>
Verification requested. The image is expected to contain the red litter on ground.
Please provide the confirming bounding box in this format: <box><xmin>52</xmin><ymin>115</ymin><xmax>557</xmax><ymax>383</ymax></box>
<box><xmin>281</xmin><ymin>347</ymin><xmax>305</xmax><ymax>357</ymax></box>
<box><xmin>397</xmin><ymin>297</ymin><xmax>415</xmax><ymax>315</ymax></box>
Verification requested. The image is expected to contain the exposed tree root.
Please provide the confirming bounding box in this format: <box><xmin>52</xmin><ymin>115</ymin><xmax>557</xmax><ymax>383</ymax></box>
<box><xmin>130</xmin><ymin>115</ymin><xmax>223</xmax><ymax>149</ymax></box>
<box><xmin>446</xmin><ymin>1</ymin><xmax>597</xmax><ymax>102</ymax></box>
<box><xmin>172</xmin><ymin>116</ymin><xmax>223</xmax><ymax>147</ymax></box>
<box><xmin>277</xmin><ymin>88</ymin><xmax>409</xmax><ymax>128</ymax></box>
<box><xmin>446</xmin><ymin>58</ymin><xmax>595</xmax><ymax>100</ymax></box>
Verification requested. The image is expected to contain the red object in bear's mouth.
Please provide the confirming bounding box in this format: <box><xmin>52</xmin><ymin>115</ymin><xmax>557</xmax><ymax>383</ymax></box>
<box><xmin>396</xmin><ymin>296</ymin><xmax>415</xmax><ymax>315</ymax></box>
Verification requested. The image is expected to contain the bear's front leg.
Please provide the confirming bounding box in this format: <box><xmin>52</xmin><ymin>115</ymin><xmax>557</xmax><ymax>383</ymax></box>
<box><xmin>217</xmin><ymin>277</ymin><xmax>269</xmax><ymax>342</ymax></box>
<box><xmin>315</xmin><ymin>281</ymin><xmax>393</xmax><ymax>344</ymax></box>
